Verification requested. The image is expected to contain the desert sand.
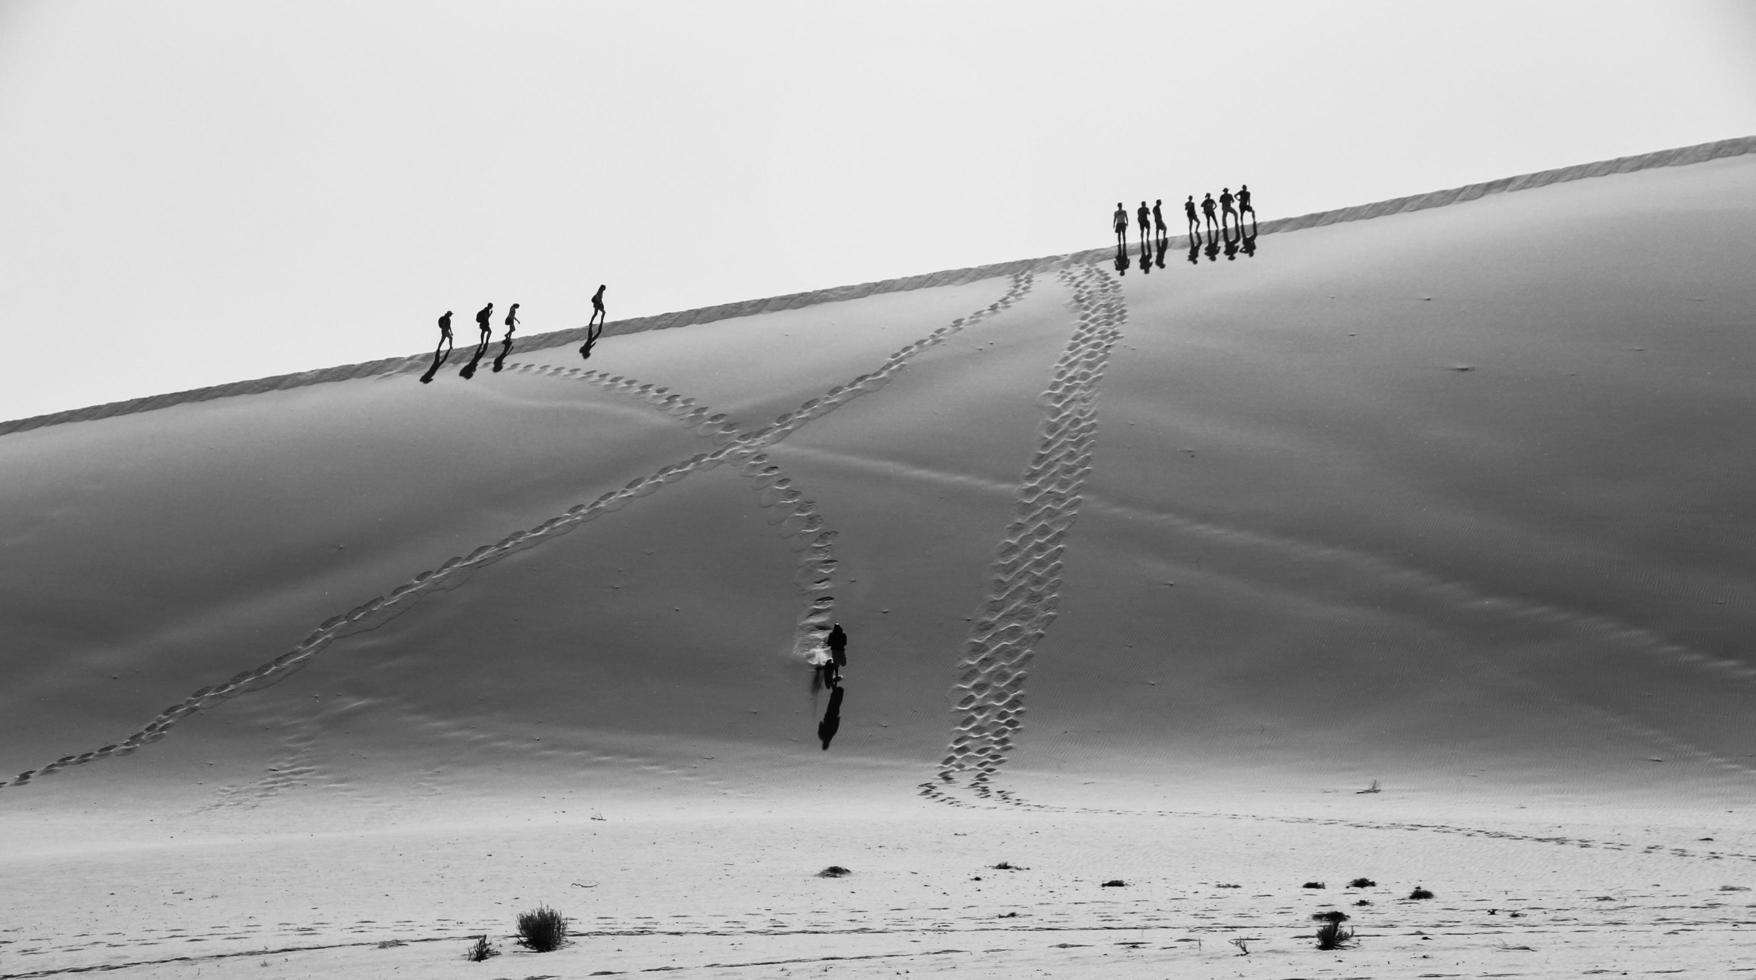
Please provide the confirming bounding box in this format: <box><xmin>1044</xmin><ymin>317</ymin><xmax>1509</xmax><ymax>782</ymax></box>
<box><xmin>3</xmin><ymin>138</ymin><xmax>1756</xmax><ymax>977</ymax></box>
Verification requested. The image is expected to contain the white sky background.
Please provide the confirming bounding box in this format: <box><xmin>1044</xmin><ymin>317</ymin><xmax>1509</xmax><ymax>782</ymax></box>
<box><xmin>0</xmin><ymin>1</ymin><xmax>1751</xmax><ymax>422</ymax></box>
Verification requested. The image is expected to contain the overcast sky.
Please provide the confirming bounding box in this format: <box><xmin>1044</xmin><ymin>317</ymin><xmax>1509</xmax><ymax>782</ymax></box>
<box><xmin>1</xmin><ymin>0</ymin><xmax>1752</xmax><ymax>422</ymax></box>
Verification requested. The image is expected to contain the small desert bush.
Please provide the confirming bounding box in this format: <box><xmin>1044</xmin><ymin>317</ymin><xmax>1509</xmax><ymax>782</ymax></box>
<box><xmin>1349</xmin><ymin>877</ymin><xmax>1376</xmax><ymax>888</ymax></box>
<box><xmin>1409</xmin><ymin>886</ymin><xmax>1435</xmax><ymax>900</ymax></box>
<box><xmin>1315</xmin><ymin>919</ymin><xmax>1355</xmax><ymax>950</ymax></box>
<box><xmin>515</xmin><ymin>905</ymin><xmax>569</xmax><ymax>952</ymax></box>
<box><xmin>817</xmin><ymin>865</ymin><xmax>852</xmax><ymax>878</ymax></box>
<box><xmin>465</xmin><ymin>935</ymin><xmax>499</xmax><ymax>961</ymax></box>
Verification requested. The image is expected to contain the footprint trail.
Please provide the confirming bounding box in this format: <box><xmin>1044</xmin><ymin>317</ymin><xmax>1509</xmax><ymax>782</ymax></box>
<box><xmin>924</xmin><ymin>263</ymin><xmax>1124</xmax><ymax>803</ymax></box>
<box><xmin>1</xmin><ymin>273</ymin><xmax>1034</xmax><ymax>791</ymax></box>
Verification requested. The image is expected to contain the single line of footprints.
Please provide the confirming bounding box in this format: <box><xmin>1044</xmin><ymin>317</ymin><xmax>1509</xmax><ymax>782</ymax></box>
<box><xmin>2</xmin><ymin>273</ymin><xmax>1035</xmax><ymax>791</ymax></box>
<box><xmin>924</xmin><ymin>264</ymin><xmax>1125</xmax><ymax>804</ymax></box>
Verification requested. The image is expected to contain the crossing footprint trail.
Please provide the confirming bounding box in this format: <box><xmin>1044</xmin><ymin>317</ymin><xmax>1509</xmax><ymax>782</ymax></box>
<box><xmin>924</xmin><ymin>263</ymin><xmax>1125</xmax><ymax>805</ymax></box>
<box><xmin>1</xmin><ymin>272</ymin><xmax>1036</xmax><ymax>792</ymax></box>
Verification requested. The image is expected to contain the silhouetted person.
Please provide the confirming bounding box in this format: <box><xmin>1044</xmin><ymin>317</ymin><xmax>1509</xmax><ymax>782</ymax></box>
<box><xmin>1238</xmin><ymin>183</ymin><xmax>1255</xmax><ymax>226</ymax></box>
<box><xmin>421</xmin><ymin>310</ymin><xmax>454</xmax><ymax>384</ymax></box>
<box><xmin>460</xmin><ymin>302</ymin><xmax>494</xmax><ymax>379</ymax></box>
<box><xmin>1152</xmin><ymin>199</ymin><xmax>1167</xmax><ymax>239</ymax></box>
<box><xmin>817</xmin><ymin>685</ymin><xmax>844</xmax><ymax>750</ymax></box>
<box><xmin>1223</xmin><ymin>224</ymin><xmax>1240</xmax><ymax>261</ymax></box>
<box><xmin>492</xmin><ymin>304</ymin><xmax>518</xmax><ymax>373</ymax></box>
<box><xmin>1136</xmin><ymin>201</ymin><xmax>1151</xmax><ymax>244</ymax></box>
<box><xmin>588</xmin><ymin>284</ymin><xmax>606</xmax><ymax>329</ymax></box>
<box><xmin>1204</xmin><ymin>228</ymin><xmax>1220</xmax><ymax>262</ymax></box>
<box><xmin>1112</xmin><ymin>202</ymin><xmax>1128</xmax><ymax>248</ymax></box>
<box><xmin>1201</xmin><ymin>192</ymin><xmax>1218</xmax><ymax>232</ymax></box>
<box><xmin>1220</xmin><ymin>187</ymin><xmax>1239</xmax><ymax>231</ymax></box>
<box><xmin>580</xmin><ymin>284</ymin><xmax>606</xmax><ymax>359</ymax></box>
<box><xmin>827</xmin><ymin>623</ymin><xmax>848</xmax><ymax>670</ymax></box>
<box><xmin>1184</xmin><ymin>195</ymin><xmax>1200</xmax><ymax>236</ymax></box>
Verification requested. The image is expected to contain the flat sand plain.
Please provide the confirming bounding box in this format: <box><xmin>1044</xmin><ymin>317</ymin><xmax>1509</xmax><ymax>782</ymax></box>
<box><xmin>3</xmin><ymin>146</ymin><xmax>1755</xmax><ymax>977</ymax></box>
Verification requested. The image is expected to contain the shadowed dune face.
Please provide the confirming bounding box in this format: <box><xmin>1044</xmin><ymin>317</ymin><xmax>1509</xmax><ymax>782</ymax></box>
<box><xmin>2</xmin><ymin>155</ymin><xmax>1755</xmax><ymax>823</ymax></box>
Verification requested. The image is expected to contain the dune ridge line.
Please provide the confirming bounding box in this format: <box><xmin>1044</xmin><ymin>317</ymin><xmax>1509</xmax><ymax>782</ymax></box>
<box><xmin>1</xmin><ymin>274</ymin><xmax>1036</xmax><ymax>792</ymax></box>
<box><xmin>3</xmin><ymin>135</ymin><xmax>1749</xmax><ymax>436</ymax></box>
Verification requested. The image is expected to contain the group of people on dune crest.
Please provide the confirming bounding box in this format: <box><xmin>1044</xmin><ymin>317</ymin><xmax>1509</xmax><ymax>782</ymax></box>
<box><xmin>421</xmin><ymin>285</ymin><xmax>608</xmax><ymax>384</ymax></box>
<box><xmin>1116</xmin><ymin>186</ymin><xmax>1257</xmax><ymax>247</ymax></box>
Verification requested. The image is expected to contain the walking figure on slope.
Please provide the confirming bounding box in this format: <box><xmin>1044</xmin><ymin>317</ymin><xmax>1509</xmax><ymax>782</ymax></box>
<box><xmin>493</xmin><ymin>302</ymin><xmax>519</xmax><ymax>373</ymax></box>
<box><xmin>421</xmin><ymin>310</ymin><xmax>455</xmax><ymax>384</ymax></box>
<box><xmin>460</xmin><ymin>301</ymin><xmax>494</xmax><ymax>379</ymax></box>
<box><xmin>580</xmin><ymin>284</ymin><xmax>607</xmax><ymax>359</ymax></box>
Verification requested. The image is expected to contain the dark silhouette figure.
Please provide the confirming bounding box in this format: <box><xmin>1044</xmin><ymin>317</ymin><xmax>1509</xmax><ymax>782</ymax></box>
<box><xmin>1238</xmin><ymin>184</ymin><xmax>1255</xmax><ymax>228</ymax></box>
<box><xmin>1201</xmin><ymin>192</ymin><xmax>1218</xmax><ymax>232</ymax></box>
<box><xmin>1223</xmin><ymin>224</ymin><xmax>1240</xmax><ymax>261</ymax></box>
<box><xmin>1136</xmin><ymin>201</ymin><xmax>1151</xmax><ymax>245</ymax></box>
<box><xmin>1184</xmin><ymin>195</ymin><xmax>1200</xmax><ymax>236</ymax></box>
<box><xmin>492</xmin><ymin>304</ymin><xmax>518</xmax><ymax>373</ymax></box>
<box><xmin>580</xmin><ymin>284</ymin><xmax>607</xmax><ymax>359</ymax></box>
<box><xmin>1220</xmin><ymin>187</ymin><xmax>1239</xmax><ymax>231</ymax></box>
<box><xmin>460</xmin><ymin>302</ymin><xmax>494</xmax><ymax>380</ymax></box>
<box><xmin>1186</xmin><ymin>236</ymin><xmax>1200</xmax><ymax>265</ymax></box>
<box><xmin>1204</xmin><ymin>227</ymin><xmax>1220</xmax><ymax>262</ymax></box>
<box><xmin>1114</xmin><ymin>241</ymin><xmax>1131</xmax><ymax>275</ymax></box>
<box><xmin>1241</xmin><ymin>224</ymin><xmax>1258</xmax><ymax>258</ymax></box>
<box><xmin>1112</xmin><ymin>202</ymin><xmax>1128</xmax><ymax>248</ymax></box>
<box><xmin>817</xmin><ymin>685</ymin><xmax>845</xmax><ymax>750</ymax></box>
<box><xmin>1152</xmin><ymin>199</ymin><xmax>1167</xmax><ymax>237</ymax></box>
<box><xmin>827</xmin><ymin>623</ymin><xmax>848</xmax><ymax>671</ymax></box>
<box><xmin>421</xmin><ymin>310</ymin><xmax>455</xmax><ymax>384</ymax></box>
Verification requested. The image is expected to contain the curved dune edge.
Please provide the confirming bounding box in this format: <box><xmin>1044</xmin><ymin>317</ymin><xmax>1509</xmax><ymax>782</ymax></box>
<box><xmin>4</xmin><ymin>134</ymin><xmax>1750</xmax><ymax>438</ymax></box>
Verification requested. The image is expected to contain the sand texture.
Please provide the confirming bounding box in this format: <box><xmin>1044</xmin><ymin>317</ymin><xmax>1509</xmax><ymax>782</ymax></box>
<box><xmin>3</xmin><ymin>142</ymin><xmax>1756</xmax><ymax>977</ymax></box>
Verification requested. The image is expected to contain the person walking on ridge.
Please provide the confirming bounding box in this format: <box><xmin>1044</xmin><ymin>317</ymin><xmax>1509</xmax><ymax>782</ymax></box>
<box><xmin>474</xmin><ymin>302</ymin><xmax>494</xmax><ymax>342</ymax></box>
<box><xmin>1201</xmin><ymin>192</ymin><xmax>1218</xmax><ymax>232</ymax></box>
<box><xmin>1184</xmin><ymin>195</ymin><xmax>1200</xmax><ymax>237</ymax></box>
<box><xmin>580</xmin><ymin>284</ymin><xmax>607</xmax><ymax>359</ymax></box>
<box><xmin>1113</xmin><ymin>202</ymin><xmax>1128</xmax><ymax>248</ymax></box>
<box><xmin>421</xmin><ymin>310</ymin><xmax>455</xmax><ymax>384</ymax></box>
<box><xmin>436</xmin><ymin>310</ymin><xmax>454</xmax><ymax>355</ymax></box>
<box><xmin>1220</xmin><ymin>187</ymin><xmax>1238</xmax><ymax>231</ymax></box>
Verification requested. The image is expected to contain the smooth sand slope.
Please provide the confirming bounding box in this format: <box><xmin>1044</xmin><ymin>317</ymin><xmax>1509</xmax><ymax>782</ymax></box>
<box><xmin>3</xmin><ymin>142</ymin><xmax>1755</xmax><ymax>977</ymax></box>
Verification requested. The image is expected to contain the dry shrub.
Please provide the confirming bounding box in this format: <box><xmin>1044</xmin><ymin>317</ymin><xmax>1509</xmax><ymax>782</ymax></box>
<box><xmin>516</xmin><ymin>905</ymin><xmax>568</xmax><ymax>952</ymax></box>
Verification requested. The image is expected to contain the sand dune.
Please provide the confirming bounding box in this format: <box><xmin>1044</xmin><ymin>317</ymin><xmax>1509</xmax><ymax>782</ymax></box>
<box><xmin>3</xmin><ymin>139</ymin><xmax>1756</xmax><ymax>977</ymax></box>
